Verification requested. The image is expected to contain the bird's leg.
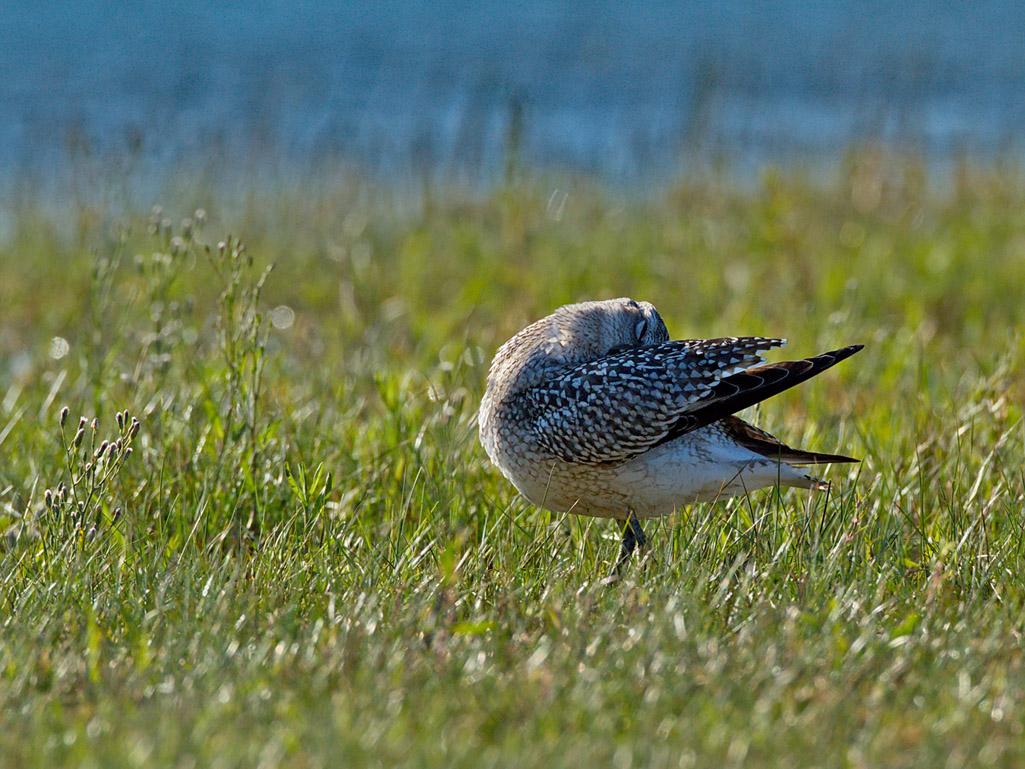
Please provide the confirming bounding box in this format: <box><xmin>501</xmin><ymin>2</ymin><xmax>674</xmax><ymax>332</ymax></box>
<box><xmin>613</xmin><ymin>512</ymin><xmax>648</xmax><ymax>574</ymax></box>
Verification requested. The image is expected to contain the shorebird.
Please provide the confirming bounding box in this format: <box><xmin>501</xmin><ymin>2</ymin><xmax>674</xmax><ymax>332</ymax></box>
<box><xmin>478</xmin><ymin>298</ymin><xmax>861</xmax><ymax>572</ymax></box>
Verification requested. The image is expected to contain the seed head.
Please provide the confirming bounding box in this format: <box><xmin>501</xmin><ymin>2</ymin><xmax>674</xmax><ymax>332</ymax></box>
<box><xmin>91</xmin><ymin>418</ymin><xmax>99</xmax><ymax>432</ymax></box>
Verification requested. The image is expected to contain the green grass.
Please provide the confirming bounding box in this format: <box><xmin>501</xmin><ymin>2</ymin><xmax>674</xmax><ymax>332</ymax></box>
<box><xmin>3</xmin><ymin>152</ymin><xmax>1025</xmax><ymax>767</ymax></box>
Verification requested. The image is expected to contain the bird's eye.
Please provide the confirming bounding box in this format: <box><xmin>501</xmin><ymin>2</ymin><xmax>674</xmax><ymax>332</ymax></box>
<box><xmin>634</xmin><ymin>318</ymin><xmax>647</xmax><ymax>341</ymax></box>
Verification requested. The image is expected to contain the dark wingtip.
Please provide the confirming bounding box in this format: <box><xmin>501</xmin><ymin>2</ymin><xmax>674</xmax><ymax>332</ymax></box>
<box><xmin>800</xmin><ymin>452</ymin><xmax>860</xmax><ymax>465</ymax></box>
<box><xmin>822</xmin><ymin>343</ymin><xmax>864</xmax><ymax>362</ymax></box>
<box><xmin>820</xmin><ymin>454</ymin><xmax>860</xmax><ymax>465</ymax></box>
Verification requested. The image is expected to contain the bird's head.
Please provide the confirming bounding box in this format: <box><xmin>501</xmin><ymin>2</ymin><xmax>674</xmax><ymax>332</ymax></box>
<box><xmin>485</xmin><ymin>298</ymin><xmax>670</xmax><ymax>398</ymax></box>
<box><xmin>545</xmin><ymin>297</ymin><xmax>669</xmax><ymax>361</ymax></box>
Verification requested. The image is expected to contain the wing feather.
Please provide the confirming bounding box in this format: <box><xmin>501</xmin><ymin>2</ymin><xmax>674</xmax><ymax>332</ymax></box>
<box><xmin>652</xmin><ymin>345</ymin><xmax>864</xmax><ymax>448</ymax></box>
<box><xmin>526</xmin><ymin>336</ymin><xmax>788</xmax><ymax>465</ymax></box>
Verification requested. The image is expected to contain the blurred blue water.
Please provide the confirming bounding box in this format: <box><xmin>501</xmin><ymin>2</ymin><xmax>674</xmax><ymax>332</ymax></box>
<box><xmin>3</xmin><ymin>0</ymin><xmax>1023</xmax><ymax>189</ymax></box>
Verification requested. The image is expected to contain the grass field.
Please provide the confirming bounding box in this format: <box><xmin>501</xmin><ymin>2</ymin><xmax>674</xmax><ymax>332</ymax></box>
<box><xmin>2</xmin><ymin>152</ymin><xmax>1025</xmax><ymax>767</ymax></box>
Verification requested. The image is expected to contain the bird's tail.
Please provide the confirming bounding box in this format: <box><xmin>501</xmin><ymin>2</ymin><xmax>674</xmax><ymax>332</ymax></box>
<box><xmin>719</xmin><ymin>415</ymin><xmax>859</xmax><ymax>466</ymax></box>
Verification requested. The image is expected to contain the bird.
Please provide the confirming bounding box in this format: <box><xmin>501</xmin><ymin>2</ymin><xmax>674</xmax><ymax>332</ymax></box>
<box><xmin>478</xmin><ymin>297</ymin><xmax>862</xmax><ymax>573</ymax></box>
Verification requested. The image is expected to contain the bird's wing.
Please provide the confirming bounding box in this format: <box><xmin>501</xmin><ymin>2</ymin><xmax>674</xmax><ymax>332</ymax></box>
<box><xmin>651</xmin><ymin>344</ymin><xmax>863</xmax><ymax>448</ymax></box>
<box><xmin>525</xmin><ymin>337</ymin><xmax>787</xmax><ymax>465</ymax></box>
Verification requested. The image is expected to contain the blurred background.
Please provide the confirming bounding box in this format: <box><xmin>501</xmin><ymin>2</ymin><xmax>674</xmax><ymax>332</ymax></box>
<box><xmin>4</xmin><ymin>0</ymin><xmax>1024</xmax><ymax>202</ymax></box>
<box><xmin>7</xmin><ymin>6</ymin><xmax>1025</xmax><ymax>765</ymax></box>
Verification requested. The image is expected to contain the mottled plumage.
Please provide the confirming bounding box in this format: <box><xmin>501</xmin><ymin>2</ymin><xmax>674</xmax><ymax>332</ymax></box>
<box><xmin>478</xmin><ymin>298</ymin><xmax>861</xmax><ymax>566</ymax></box>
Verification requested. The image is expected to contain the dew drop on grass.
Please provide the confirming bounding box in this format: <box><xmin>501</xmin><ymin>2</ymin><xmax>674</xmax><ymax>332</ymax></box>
<box><xmin>50</xmin><ymin>337</ymin><xmax>70</xmax><ymax>359</ymax></box>
<box><xmin>271</xmin><ymin>305</ymin><xmax>295</xmax><ymax>330</ymax></box>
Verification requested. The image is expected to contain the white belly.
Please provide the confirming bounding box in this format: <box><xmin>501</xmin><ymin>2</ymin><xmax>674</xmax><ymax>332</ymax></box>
<box><xmin>610</xmin><ymin>429</ymin><xmax>813</xmax><ymax>517</ymax></box>
<box><xmin>496</xmin><ymin>426</ymin><xmax>819</xmax><ymax>520</ymax></box>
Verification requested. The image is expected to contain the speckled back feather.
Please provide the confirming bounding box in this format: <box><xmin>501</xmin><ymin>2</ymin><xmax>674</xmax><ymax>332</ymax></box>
<box><xmin>526</xmin><ymin>336</ymin><xmax>787</xmax><ymax>465</ymax></box>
